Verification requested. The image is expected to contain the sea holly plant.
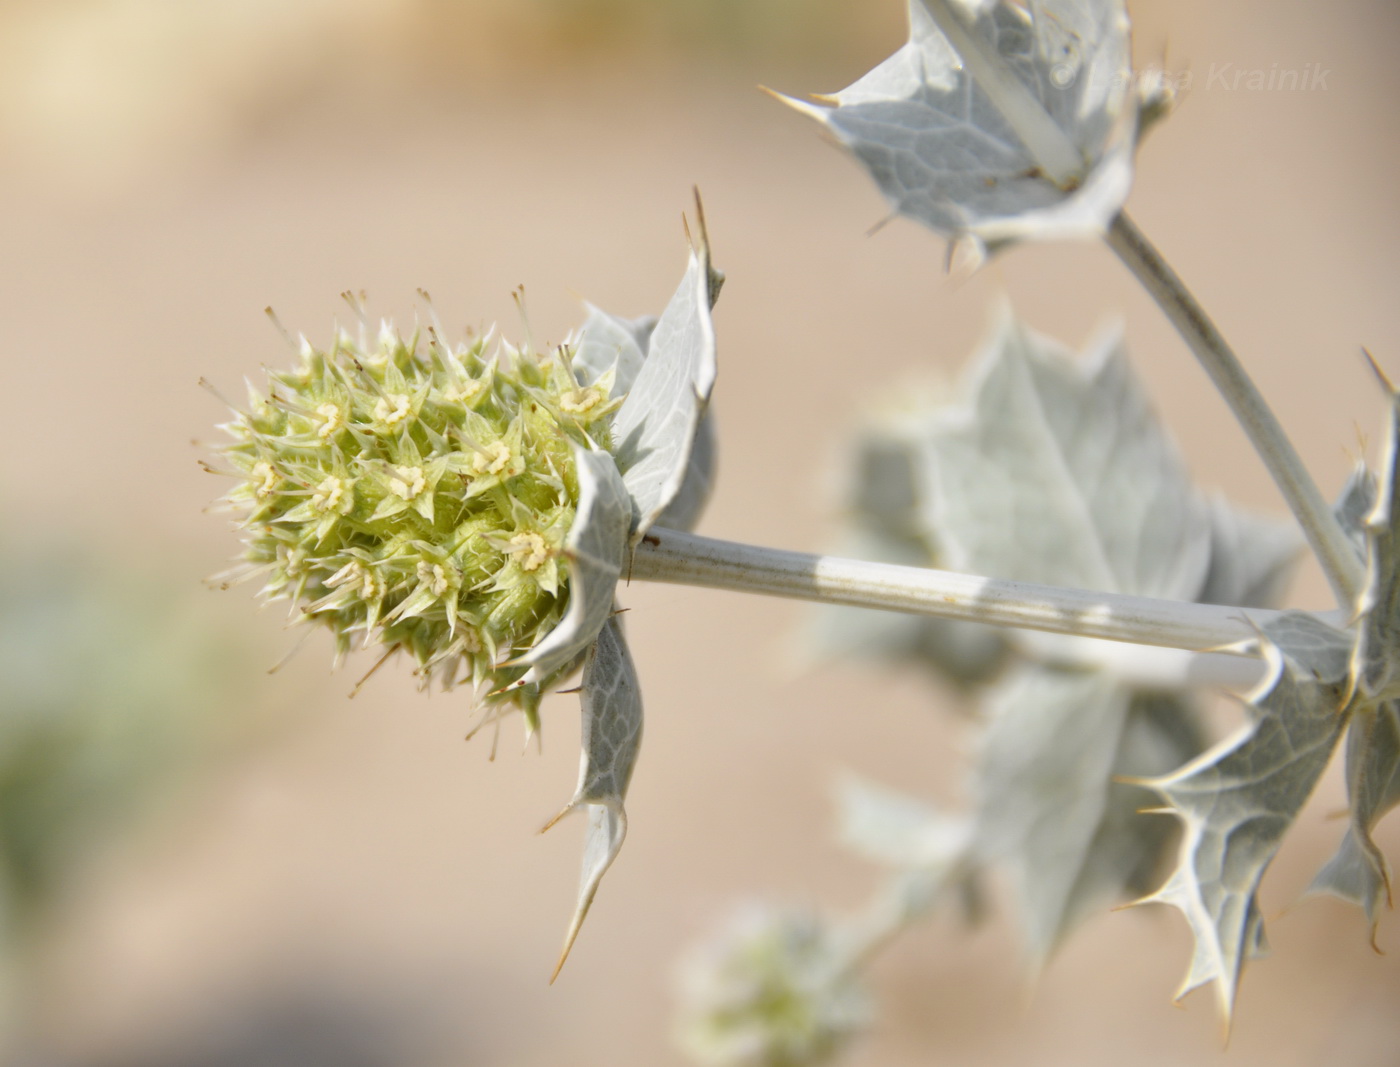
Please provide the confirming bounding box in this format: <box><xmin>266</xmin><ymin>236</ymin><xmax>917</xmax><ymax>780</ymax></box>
<box><xmin>204</xmin><ymin>0</ymin><xmax>1400</xmax><ymax>1055</ymax></box>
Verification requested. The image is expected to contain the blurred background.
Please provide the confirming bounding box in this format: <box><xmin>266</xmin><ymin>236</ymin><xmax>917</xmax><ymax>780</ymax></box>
<box><xmin>2</xmin><ymin>0</ymin><xmax>1399</xmax><ymax>1063</ymax></box>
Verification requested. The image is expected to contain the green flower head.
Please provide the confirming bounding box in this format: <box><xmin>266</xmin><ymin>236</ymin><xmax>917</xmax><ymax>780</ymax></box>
<box><xmin>213</xmin><ymin>312</ymin><xmax>623</xmax><ymax>720</ymax></box>
<box><xmin>209</xmin><ymin>199</ymin><xmax>721</xmax><ymax>973</ymax></box>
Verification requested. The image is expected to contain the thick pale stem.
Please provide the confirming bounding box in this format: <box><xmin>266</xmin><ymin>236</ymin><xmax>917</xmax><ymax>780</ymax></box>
<box><xmin>629</xmin><ymin>528</ymin><xmax>1309</xmax><ymax>654</ymax></box>
<box><xmin>1106</xmin><ymin>211</ymin><xmax>1363</xmax><ymax>608</ymax></box>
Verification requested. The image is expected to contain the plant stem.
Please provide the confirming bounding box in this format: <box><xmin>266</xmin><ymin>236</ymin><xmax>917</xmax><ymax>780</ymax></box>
<box><xmin>629</xmin><ymin>528</ymin><xmax>1304</xmax><ymax>654</ymax></box>
<box><xmin>1106</xmin><ymin>210</ymin><xmax>1363</xmax><ymax>608</ymax></box>
<box><xmin>920</xmin><ymin>0</ymin><xmax>1084</xmax><ymax>186</ymax></box>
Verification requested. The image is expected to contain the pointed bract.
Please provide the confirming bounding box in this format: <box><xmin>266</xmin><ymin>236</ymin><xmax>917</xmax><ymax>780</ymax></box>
<box><xmin>511</xmin><ymin>447</ymin><xmax>631</xmax><ymax>685</ymax></box>
<box><xmin>612</xmin><ymin>205</ymin><xmax>722</xmax><ymax>541</ymax></box>
<box><xmin>547</xmin><ymin>615</ymin><xmax>644</xmax><ymax>979</ymax></box>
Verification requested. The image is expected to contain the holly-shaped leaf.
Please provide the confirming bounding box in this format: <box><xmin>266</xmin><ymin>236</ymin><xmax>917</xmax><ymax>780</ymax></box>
<box><xmin>1309</xmin><ymin>699</ymin><xmax>1400</xmax><ymax>938</ymax></box>
<box><xmin>611</xmin><ymin>202</ymin><xmax>723</xmax><ymax>542</ymax></box>
<box><xmin>1140</xmin><ymin>612</ymin><xmax>1353</xmax><ymax>1024</ymax></box>
<box><xmin>811</xmin><ymin>310</ymin><xmax>1310</xmax><ymax>971</ymax></box>
<box><xmin>971</xmin><ymin>667</ymin><xmax>1201</xmax><ymax>966</ymax></box>
<box><xmin>777</xmin><ymin>0</ymin><xmax>1136</xmax><ymax>254</ymax></box>
<box><xmin>917</xmin><ymin>309</ymin><xmax>1212</xmax><ymax>601</ymax></box>
<box><xmin>1310</xmin><ymin>372</ymin><xmax>1400</xmax><ymax>935</ymax></box>
<box><xmin>544</xmin><ymin>615</ymin><xmax>643</xmax><ymax>979</ymax></box>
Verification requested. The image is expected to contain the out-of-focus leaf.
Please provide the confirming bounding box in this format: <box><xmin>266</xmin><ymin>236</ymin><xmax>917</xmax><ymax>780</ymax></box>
<box><xmin>1196</xmin><ymin>497</ymin><xmax>1302</xmax><ymax>611</ymax></box>
<box><xmin>1141</xmin><ymin>611</ymin><xmax>1352</xmax><ymax>1024</ymax></box>
<box><xmin>545</xmin><ymin>615</ymin><xmax>643</xmax><ymax>979</ymax></box>
<box><xmin>611</xmin><ymin>210</ymin><xmax>722</xmax><ymax>542</ymax></box>
<box><xmin>1334</xmin><ymin>464</ymin><xmax>1376</xmax><ymax>557</ymax></box>
<box><xmin>1308</xmin><ymin>699</ymin><xmax>1400</xmax><ymax>937</ymax></box>
<box><xmin>1352</xmin><ymin>384</ymin><xmax>1400</xmax><ymax>704</ymax></box>
<box><xmin>511</xmin><ymin>448</ymin><xmax>630</xmax><ymax>685</ymax></box>
<box><xmin>809</xmin><ymin>417</ymin><xmax>1008</xmax><ymax>688</ymax></box>
<box><xmin>973</xmin><ymin>666</ymin><xmax>1129</xmax><ymax>964</ymax></box>
<box><xmin>917</xmin><ymin>310</ymin><xmax>1212</xmax><ymax>601</ymax></box>
<box><xmin>1312</xmin><ymin>376</ymin><xmax>1400</xmax><ymax>931</ymax></box>
<box><xmin>778</xmin><ymin>0</ymin><xmax>1136</xmax><ymax>253</ymax></box>
<box><xmin>836</xmin><ymin>774</ymin><xmax>971</xmax><ymax>871</ymax></box>
<box><xmin>1045</xmin><ymin>689</ymin><xmax>1204</xmax><ymax>953</ymax></box>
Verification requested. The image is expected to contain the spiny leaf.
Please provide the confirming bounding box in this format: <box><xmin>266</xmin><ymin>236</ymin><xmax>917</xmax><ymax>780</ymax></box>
<box><xmin>1351</xmin><ymin>378</ymin><xmax>1400</xmax><ymax>704</ymax></box>
<box><xmin>1312</xmin><ymin>375</ymin><xmax>1400</xmax><ymax>932</ymax></box>
<box><xmin>612</xmin><ymin>200</ymin><xmax>722</xmax><ymax>542</ymax></box>
<box><xmin>1308</xmin><ymin>699</ymin><xmax>1400</xmax><ymax>938</ymax></box>
<box><xmin>971</xmin><ymin>667</ymin><xmax>1201</xmax><ymax>965</ymax></box>
<box><xmin>511</xmin><ymin>448</ymin><xmax>630</xmax><ymax>686</ymax></box>
<box><xmin>546</xmin><ymin>615</ymin><xmax>643</xmax><ymax>980</ymax></box>
<box><xmin>917</xmin><ymin>309</ymin><xmax>1212</xmax><ymax>601</ymax></box>
<box><xmin>1141</xmin><ymin>611</ymin><xmax>1353</xmax><ymax>1025</ymax></box>
<box><xmin>777</xmin><ymin>0</ymin><xmax>1136</xmax><ymax>253</ymax></box>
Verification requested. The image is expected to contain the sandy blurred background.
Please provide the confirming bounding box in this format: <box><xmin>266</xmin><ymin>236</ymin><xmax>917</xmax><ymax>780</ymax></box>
<box><xmin>3</xmin><ymin>0</ymin><xmax>1399</xmax><ymax>1063</ymax></box>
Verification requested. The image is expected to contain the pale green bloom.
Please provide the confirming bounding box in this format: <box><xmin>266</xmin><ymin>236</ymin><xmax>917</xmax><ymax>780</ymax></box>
<box><xmin>211</xmin><ymin>206</ymin><xmax>720</xmax><ymax>970</ymax></box>
<box><xmin>676</xmin><ymin>906</ymin><xmax>870</xmax><ymax>1067</ymax></box>
<box><xmin>213</xmin><ymin>322</ymin><xmax>615</xmax><ymax>725</ymax></box>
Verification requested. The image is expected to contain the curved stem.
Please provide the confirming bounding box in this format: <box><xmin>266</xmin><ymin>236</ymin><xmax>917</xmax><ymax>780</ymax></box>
<box><xmin>1106</xmin><ymin>211</ymin><xmax>1363</xmax><ymax>608</ymax></box>
<box><xmin>629</xmin><ymin>528</ymin><xmax>1317</xmax><ymax>654</ymax></box>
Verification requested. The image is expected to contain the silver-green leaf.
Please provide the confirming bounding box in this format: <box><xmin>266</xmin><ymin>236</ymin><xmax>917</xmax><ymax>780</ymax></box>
<box><xmin>1351</xmin><ymin>382</ymin><xmax>1400</xmax><ymax>704</ymax></box>
<box><xmin>611</xmin><ymin>209</ymin><xmax>722</xmax><ymax>542</ymax></box>
<box><xmin>1140</xmin><ymin>611</ymin><xmax>1352</xmax><ymax>1023</ymax></box>
<box><xmin>836</xmin><ymin>774</ymin><xmax>971</xmax><ymax>872</ymax></box>
<box><xmin>1196</xmin><ymin>497</ymin><xmax>1303</xmax><ymax>611</ymax></box>
<box><xmin>1308</xmin><ymin>699</ymin><xmax>1400</xmax><ymax>938</ymax></box>
<box><xmin>546</xmin><ymin>615</ymin><xmax>643</xmax><ymax>980</ymax></box>
<box><xmin>571</xmin><ymin>305</ymin><xmax>654</xmax><ymax>393</ymax></box>
<box><xmin>917</xmin><ymin>310</ymin><xmax>1212</xmax><ymax>601</ymax></box>
<box><xmin>973</xmin><ymin>667</ymin><xmax>1126</xmax><ymax>965</ymax></box>
<box><xmin>778</xmin><ymin>0</ymin><xmax>1136</xmax><ymax>252</ymax></box>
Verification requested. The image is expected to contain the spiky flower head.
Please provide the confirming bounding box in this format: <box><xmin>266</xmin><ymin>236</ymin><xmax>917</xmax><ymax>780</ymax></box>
<box><xmin>212</xmin><ymin>310</ymin><xmax>623</xmax><ymax>722</ymax></box>
<box><xmin>208</xmin><ymin>197</ymin><xmax>719</xmax><ymax>977</ymax></box>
